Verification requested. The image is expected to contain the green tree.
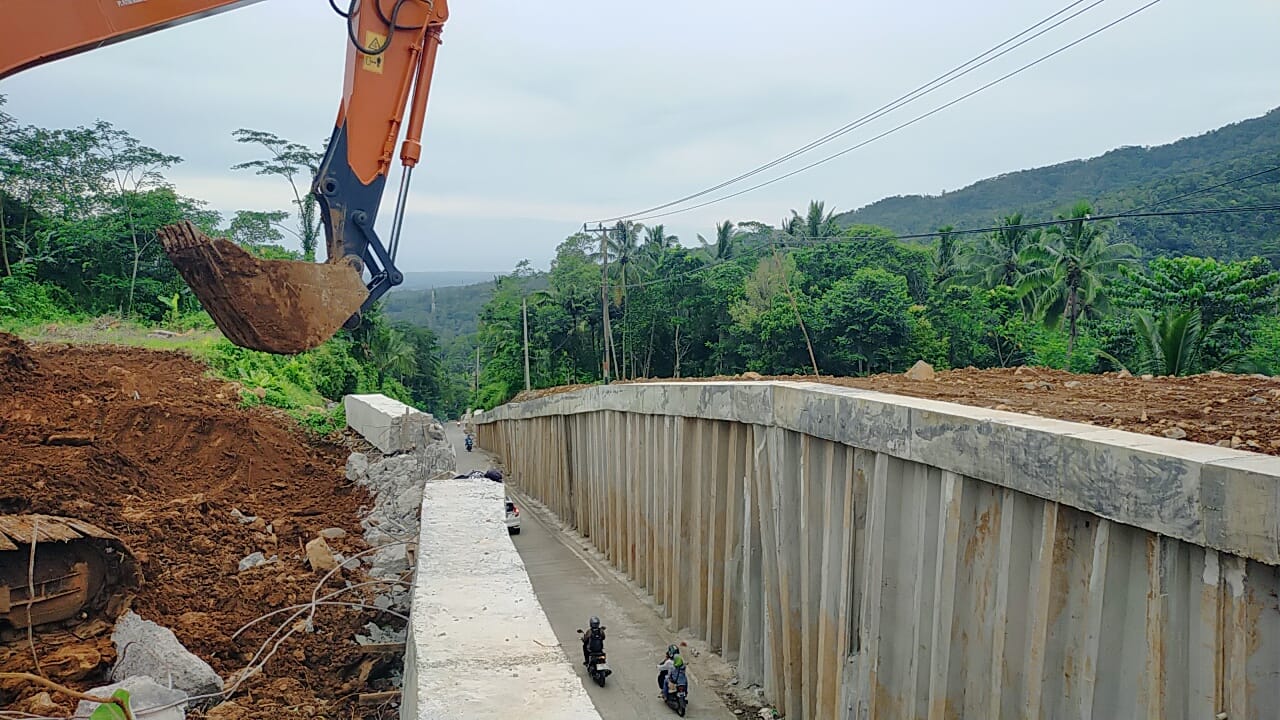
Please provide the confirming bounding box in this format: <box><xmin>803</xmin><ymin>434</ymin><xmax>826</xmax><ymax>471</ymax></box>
<box><xmin>95</xmin><ymin>121</ymin><xmax>182</xmax><ymax>316</ymax></box>
<box><xmin>786</xmin><ymin>200</ymin><xmax>838</xmax><ymax>238</ymax></box>
<box><xmin>1124</xmin><ymin>308</ymin><xmax>1232</xmax><ymax>376</ymax></box>
<box><xmin>816</xmin><ymin>268</ymin><xmax>912</xmax><ymax>374</ymax></box>
<box><xmin>697</xmin><ymin>220</ymin><xmax>736</xmax><ymax>261</ymax></box>
<box><xmin>1018</xmin><ymin>202</ymin><xmax>1139</xmax><ymax>359</ymax></box>
<box><xmin>958</xmin><ymin>213</ymin><xmax>1036</xmax><ymax>299</ymax></box>
<box><xmin>231</xmin><ymin>129</ymin><xmax>322</xmax><ymax>261</ymax></box>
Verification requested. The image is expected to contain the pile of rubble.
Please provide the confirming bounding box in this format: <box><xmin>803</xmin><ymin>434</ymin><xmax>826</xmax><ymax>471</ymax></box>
<box><xmin>67</xmin><ymin>408</ymin><xmax>456</xmax><ymax>719</ymax></box>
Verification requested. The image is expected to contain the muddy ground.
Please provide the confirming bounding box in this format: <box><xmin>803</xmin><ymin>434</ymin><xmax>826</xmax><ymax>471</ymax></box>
<box><xmin>0</xmin><ymin>333</ymin><xmax>401</xmax><ymax>718</ymax></box>
<box><xmin>515</xmin><ymin>367</ymin><xmax>1280</xmax><ymax>455</ymax></box>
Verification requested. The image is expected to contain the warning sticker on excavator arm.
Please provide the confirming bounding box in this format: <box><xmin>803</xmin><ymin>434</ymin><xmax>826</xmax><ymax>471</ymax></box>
<box><xmin>362</xmin><ymin>31</ymin><xmax>387</xmax><ymax>74</ymax></box>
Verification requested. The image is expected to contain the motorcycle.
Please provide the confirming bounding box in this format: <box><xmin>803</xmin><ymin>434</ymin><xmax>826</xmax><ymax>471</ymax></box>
<box><xmin>576</xmin><ymin>628</ymin><xmax>612</xmax><ymax>686</ymax></box>
<box><xmin>464</xmin><ymin>435</ymin><xmax>473</xmax><ymax>452</ymax></box>
<box><xmin>658</xmin><ymin>671</ymin><xmax>688</xmax><ymax>716</ymax></box>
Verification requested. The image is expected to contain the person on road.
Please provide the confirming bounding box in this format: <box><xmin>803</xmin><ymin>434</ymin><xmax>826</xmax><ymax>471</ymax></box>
<box><xmin>657</xmin><ymin>650</ymin><xmax>687</xmax><ymax>700</ymax></box>
<box><xmin>582</xmin><ymin>615</ymin><xmax>606</xmax><ymax>667</ymax></box>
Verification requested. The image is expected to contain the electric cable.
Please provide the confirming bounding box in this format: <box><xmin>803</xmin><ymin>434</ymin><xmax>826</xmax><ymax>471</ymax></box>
<box><xmin>590</xmin><ymin>0</ymin><xmax>1108</xmax><ymax>224</ymax></box>
<box><xmin>616</xmin><ymin>0</ymin><xmax>1165</xmax><ymax>224</ymax></box>
<box><xmin>607</xmin><ymin>203</ymin><xmax>1280</xmax><ymax>291</ymax></box>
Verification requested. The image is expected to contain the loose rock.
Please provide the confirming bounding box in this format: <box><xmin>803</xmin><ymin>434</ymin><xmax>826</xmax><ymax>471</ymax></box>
<box><xmin>205</xmin><ymin>701</ymin><xmax>250</xmax><ymax>720</ymax></box>
<box><xmin>237</xmin><ymin>551</ymin><xmax>275</xmax><ymax>571</ymax></box>
<box><xmin>904</xmin><ymin>360</ymin><xmax>936</xmax><ymax>381</ymax></box>
<box><xmin>1064</xmin><ymin>380</ymin><xmax>1082</xmax><ymax>388</ymax></box>
<box><xmin>305</xmin><ymin>537</ymin><xmax>339</xmax><ymax>572</ymax></box>
<box><xmin>111</xmin><ymin>611</ymin><xmax>223</xmax><ymax>698</ymax></box>
<box><xmin>742</xmin><ymin>371</ymin><xmax>763</xmax><ymax>380</ymax></box>
<box><xmin>320</xmin><ymin>527</ymin><xmax>347</xmax><ymax>540</ymax></box>
<box><xmin>1163</xmin><ymin>427</ymin><xmax>1187</xmax><ymax>439</ymax></box>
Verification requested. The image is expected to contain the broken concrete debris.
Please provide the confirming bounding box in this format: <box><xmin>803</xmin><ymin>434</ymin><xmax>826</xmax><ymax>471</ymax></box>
<box><xmin>111</xmin><ymin>610</ymin><xmax>223</xmax><ymax>698</ymax></box>
<box><xmin>237</xmin><ymin>551</ymin><xmax>277</xmax><ymax>571</ymax></box>
<box><xmin>75</xmin><ymin>674</ymin><xmax>188</xmax><ymax>719</ymax></box>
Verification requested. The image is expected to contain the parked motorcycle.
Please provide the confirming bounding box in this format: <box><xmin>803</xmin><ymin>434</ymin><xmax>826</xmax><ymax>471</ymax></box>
<box><xmin>576</xmin><ymin>628</ymin><xmax>612</xmax><ymax>686</ymax></box>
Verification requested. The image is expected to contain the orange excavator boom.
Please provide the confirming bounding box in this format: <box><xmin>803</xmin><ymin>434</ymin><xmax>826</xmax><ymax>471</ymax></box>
<box><xmin>0</xmin><ymin>0</ymin><xmax>450</xmax><ymax>354</ymax></box>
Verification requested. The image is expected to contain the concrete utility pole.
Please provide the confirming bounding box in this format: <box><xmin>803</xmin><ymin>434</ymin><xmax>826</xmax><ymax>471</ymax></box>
<box><xmin>522</xmin><ymin>296</ymin><xmax>531</xmax><ymax>393</ymax></box>
<box><xmin>588</xmin><ymin>224</ymin><xmax>613</xmax><ymax>383</ymax></box>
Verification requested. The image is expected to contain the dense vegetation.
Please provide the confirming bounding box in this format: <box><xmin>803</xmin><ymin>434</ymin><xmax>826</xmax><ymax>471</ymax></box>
<box><xmin>469</xmin><ymin>198</ymin><xmax>1280</xmax><ymax>408</ymax></box>
<box><xmin>4</xmin><ymin>94</ymin><xmax>1277</xmax><ymax>416</ymax></box>
<box><xmin>836</xmin><ymin>107</ymin><xmax>1280</xmax><ymax>261</ymax></box>
<box><xmin>0</xmin><ymin>97</ymin><xmax>466</xmax><ymax>422</ymax></box>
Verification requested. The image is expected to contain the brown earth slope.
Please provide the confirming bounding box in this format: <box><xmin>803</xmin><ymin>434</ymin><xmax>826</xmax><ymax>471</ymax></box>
<box><xmin>0</xmin><ymin>333</ymin><xmax>400</xmax><ymax>718</ymax></box>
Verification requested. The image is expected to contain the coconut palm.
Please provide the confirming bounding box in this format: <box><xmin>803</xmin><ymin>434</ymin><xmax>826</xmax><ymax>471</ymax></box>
<box><xmin>697</xmin><ymin>220</ymin><xmax>736</xmax><ymax>261</ymax></box>
<box><xmin>788</xmin><ymin>200</ymin><xmax>838</xmax><ymax>239</ymax></box>
<box><xmin>957</xmin><ymin>213</ymin><xmax>1036</xmax><ymax>290</ymax></box>
<box><xmin>1017</xmin><ymin>202</ymin><xmax>1139</xmax><ymax>358</ymax></box>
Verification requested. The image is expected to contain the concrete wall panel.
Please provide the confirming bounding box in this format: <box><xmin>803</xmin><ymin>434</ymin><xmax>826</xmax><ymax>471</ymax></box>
<box><xmin>475</xmin><ymin>381</ymin><xmax>1280</xmax><ymax>719</ymax></box>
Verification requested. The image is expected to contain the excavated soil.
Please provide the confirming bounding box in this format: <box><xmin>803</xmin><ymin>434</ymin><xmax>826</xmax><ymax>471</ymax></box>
<box><xmin>0</xmin><ymin>333</ymin><xmax>401</xmax><ymax>718</ymax></box>
<box><xmin>515</xmin><ymin>368</ymin><xmax>1280</xmax><ymax>455</ymax></box>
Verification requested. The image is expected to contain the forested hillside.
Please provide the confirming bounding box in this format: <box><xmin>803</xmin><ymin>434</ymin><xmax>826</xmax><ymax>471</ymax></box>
<box><xmin>0</xmin><ymin>96</ymin><xmax>466</xmax><ymax>420</ymax></box>
<box><xmin>385</xmin><ymin>278</ymin><xmax>501</xmax><ymax>339</ymax></box>
<box><xmin>835</xmin><ymin>107</ymin><xmax>1280</xmax><ymax>260</ymax></box>
<box><xmin>469</xmin><ymin>203</ymin><xmax>1279</xmax><ymax>408</ymax></box>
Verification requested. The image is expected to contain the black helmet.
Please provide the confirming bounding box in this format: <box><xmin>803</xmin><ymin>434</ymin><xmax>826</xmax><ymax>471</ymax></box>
<box><xmin>589</xmin><ymin>616</ymin><xmax>601</xmax><ymax>629</ymax></box>
<box><xmin>666</xmin><ymin>644</ymin><xmax>680</xmax><ymax>658</ymax></box>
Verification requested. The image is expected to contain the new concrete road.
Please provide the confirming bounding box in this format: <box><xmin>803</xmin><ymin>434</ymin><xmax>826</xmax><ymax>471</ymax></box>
<box><xmin>449</xmin><ymin>425</ymin><xmax>736</xmax><ymax>720</ymax></box>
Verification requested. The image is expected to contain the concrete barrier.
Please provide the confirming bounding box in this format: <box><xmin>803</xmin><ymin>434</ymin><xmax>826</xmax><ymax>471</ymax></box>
<box><xmin>400</xmin><ymin>477</ymin><xmax>602</xmax><ymax>720</ymax></box>
<box><xmin>345</xmin><ymin>394</ymin><xmax>440</xmax><ymax>454</ymax></box>
<box><xmin>476</xmin><ymin>381</ymin><xmax>1280</xmax><ymax>720</ymax></box>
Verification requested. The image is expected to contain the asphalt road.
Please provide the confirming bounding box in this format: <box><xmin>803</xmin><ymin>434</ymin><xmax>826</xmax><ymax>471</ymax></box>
<box><xmin>449</xmin><ymin>425</ymin><xmax>735</xmax><ymax>720</ymax></box>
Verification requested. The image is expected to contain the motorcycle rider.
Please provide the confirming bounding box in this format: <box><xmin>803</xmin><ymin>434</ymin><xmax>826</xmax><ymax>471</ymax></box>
<box><xmin>464</xmin><ymin>433</ymin><xmax>474</xmax><ymax>451</ymax></box>
<box><xmin>657</xmin><ymin>644</ymin><xmax>683</xmax><ymax>698</ymax></box>
<box><xmin>582</xmin><ymin>615</ymin><xmax>606</xmax><ymax>668</ymax></box>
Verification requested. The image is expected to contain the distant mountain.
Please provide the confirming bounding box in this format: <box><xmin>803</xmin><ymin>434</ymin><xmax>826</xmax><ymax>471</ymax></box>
<box><xmin>384</xmin><ymin>279</ymin><xmax>496</xmax><ymax>339</ymax></box>
<box><xmin>391</xmin><ymin>271</ymin><xmax>502</xmax><ymax>293</ymax></box>
<box><xmin>835</xmin><ymin>108</ymin><xmax>1280</xmax><ymax>261</ymax></box>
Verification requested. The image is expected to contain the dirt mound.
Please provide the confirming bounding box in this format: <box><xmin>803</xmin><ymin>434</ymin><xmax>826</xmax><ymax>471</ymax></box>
<box><xmin>0</xmin><ymin>342</ymin><xmax>398</xmax><ymax>717</ymax></box>
<box><xmin>622</xmin><ymin>367</ymin><xmax>1280</xmax><ymax>454</ymax></box>
<box><xmin>0</xmin><ymin>332</ymin><xmax>37</xmax><ymax>389</ymax></box>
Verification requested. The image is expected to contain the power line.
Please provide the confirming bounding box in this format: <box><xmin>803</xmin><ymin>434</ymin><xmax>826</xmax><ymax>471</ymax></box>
<box><xmin>1116</xmin><ymin>163</ymin><xmax>1280</xmax><ymax>214</ymax></box>
<box><xmin>622</xmin><ymin>0</ymin><xmax>1165</xmax><ymax>224</ymax></box>
<box><xmin>614</xmin><ymin>203</ymin><xmax>1280</xmax><ymax>290</ymax></box>
<box><xmin>589</xmin><ymin>0</ymin><xmax>1108</xmax><ymax>225</ymax></box>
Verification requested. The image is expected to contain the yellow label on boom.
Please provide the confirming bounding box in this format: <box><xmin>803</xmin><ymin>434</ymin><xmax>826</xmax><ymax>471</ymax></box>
<box><xmin>362</xmin><ymin>31</ymin><xmax>387</xmax><ymax>74</ymax></box>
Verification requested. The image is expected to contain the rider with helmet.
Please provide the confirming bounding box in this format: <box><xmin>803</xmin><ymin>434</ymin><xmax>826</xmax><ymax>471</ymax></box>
<box><xmin>582</xmin><ymin>615</ymin><xmax>606</xmax><ymax>667</ymax></box>
<box><xmin>657</xmin><ymin>644</ymin><xmax>685</xmax><ymax>698</ymax></box>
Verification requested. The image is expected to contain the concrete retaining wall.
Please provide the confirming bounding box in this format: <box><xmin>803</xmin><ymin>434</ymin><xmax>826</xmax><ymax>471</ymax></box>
<box><xmin>475</xmin><ymin>381</ymin><xmax>1280</xmax><ymax>720</ymax></box>
<box><xmin>401</xmin><ymin>477</ymin><xmax>602</xmax><ymax>719</ymax></box>
<box><xmin>345</xmin><ymin>394</ymin><xmax>440</xmax><ymax>455</ymax></box>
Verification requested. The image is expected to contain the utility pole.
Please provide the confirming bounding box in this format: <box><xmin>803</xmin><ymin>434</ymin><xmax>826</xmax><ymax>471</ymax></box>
<box><xmin>587</xmin><ymin>223</ymin><xmax>613</xmax><ymax>383</ymax></box>
<box><xmin>522</xmin><ymin>296</ymin><xmax>531</xmax><ymax>392</ymax></box>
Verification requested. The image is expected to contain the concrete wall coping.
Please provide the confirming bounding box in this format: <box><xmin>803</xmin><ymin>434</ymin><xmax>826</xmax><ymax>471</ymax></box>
<box><xmin>402</xmin><ymin>478</ymin><xmax>602</xmax><ymax>719</ymax></box>
<box><xmin>476</xmin><ymin>381</ymin><xmax>1280</xmax><ymax>566</ymax></box>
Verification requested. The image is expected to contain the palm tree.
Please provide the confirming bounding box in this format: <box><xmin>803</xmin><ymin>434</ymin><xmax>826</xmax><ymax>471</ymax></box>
<box><xmin>368</xmin><ymin>326</ymin><xmax>417</xmax><ymax>385</ymax></box>
<box><xmin>642</xmin><ymin>224</ymin><xmax>677</xmax><ymax>252</ymax></box>
<box><xmin>788</xmin><ymin>200</ymin><xmax>838</xmax><ymax>239</ymax></box>
<box><xmin>696</xmin><ymin>220</ymin><xmax>736</xmax><ymax>261</ymax></box>
<box><xmin>1017</xmin><ymin>202</ymin><xmax>1139</xmax><ymax>359</ymax></box>
<box><xmin>933</xmin><ymin>225</ymin><xmax>957</xmax><ymax>289</ymax></box>
<box><xmin>957</xmin><ymin>213</ymin><xmax>1035</xmax><ymax>291</ymax></box>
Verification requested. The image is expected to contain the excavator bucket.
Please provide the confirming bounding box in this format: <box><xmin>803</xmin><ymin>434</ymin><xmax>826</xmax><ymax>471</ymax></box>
<box><xmin>0</xmin><ymin>515</ymin><xmax>142</xmax><ymax>640</ymax></box>
<box><xmin>159</xmin><ymin>221</ymin><xmax>369</xmax><ymax>354</ymax></box>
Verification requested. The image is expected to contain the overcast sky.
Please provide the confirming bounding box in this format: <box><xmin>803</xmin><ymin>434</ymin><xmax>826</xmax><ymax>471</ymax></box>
<box><xmin>2</xmin><ymin>0</ymin><xmax>1278</xmax><ymax>273</ymax></box>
